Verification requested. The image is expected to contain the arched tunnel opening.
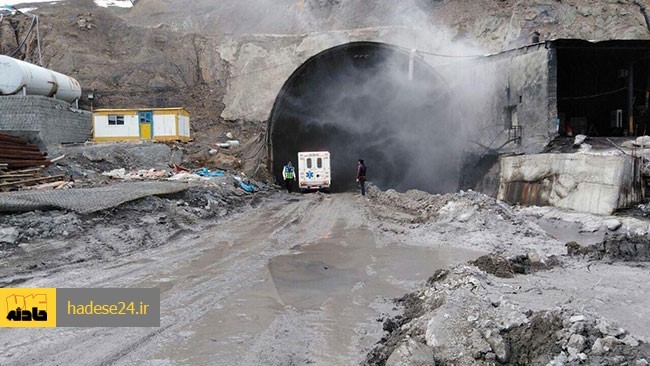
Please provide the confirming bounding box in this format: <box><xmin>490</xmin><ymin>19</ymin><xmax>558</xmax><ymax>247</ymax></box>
<box><xmin>269</xmin><ymin>41</ymin><xmax>461</xmax><ymax>193</ymax></box>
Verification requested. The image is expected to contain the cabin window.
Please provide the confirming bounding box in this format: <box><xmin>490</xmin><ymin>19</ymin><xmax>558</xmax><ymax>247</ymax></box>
<box><xmin>108</xmin><ymin>115</ymin><xmax>125</xmax><ymax>125</ymax></box>
<box><xmin>307</xmin><ymin>158</ymin><xmax>312</xmax><ymax>169</ymax></box>
<box><xmin>317</xmin><ymin>158</ymin><xmax>322</xmax><ymax>168</ymax></box>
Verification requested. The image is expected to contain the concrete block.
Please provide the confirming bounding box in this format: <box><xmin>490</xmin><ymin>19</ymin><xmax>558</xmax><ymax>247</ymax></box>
<box><xmin>498</xmin><ymin>153</ymin><xmax>641</xmax><ymax>215</ymax></box>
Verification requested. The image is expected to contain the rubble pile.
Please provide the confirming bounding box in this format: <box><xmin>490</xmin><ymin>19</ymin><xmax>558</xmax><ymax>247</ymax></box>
<box><xmin>470</xmin><ymin>253</ymin><xmax>560</xmax><ymax>278</ymax></box>
<box><xmin>364</xmin><ymin>265</ymin><xmax>650</xmax><ymax>366</ymax></box>
<box><xmin>368</xmin><ymin>185</ymin><xmax>561</xmax><ymax>257</ymax></box>
<box><xmin>365</xmin><ymin>184</ymin><xmax>455</xmax><ymax>222</ymax></box>
<box><xmin>47</xmin><ymin>143</ymin><xmax>182</xmax><ymax>183</ymax></box>
<box><xmin>567</xmin><ymin>233</ymin><xmax>650</xmax><ymax>262</ymax></box>
<box><xmin>367</xmin><ymin>184</ymin><xmax>515</xmax><ymax>225</ymax></box>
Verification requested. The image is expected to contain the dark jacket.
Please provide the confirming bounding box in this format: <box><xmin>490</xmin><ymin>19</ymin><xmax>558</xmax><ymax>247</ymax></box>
<box><xmin>357</xmin><ymin>164</ymin><xmax>367</xmax><ymax>181</ymax></box>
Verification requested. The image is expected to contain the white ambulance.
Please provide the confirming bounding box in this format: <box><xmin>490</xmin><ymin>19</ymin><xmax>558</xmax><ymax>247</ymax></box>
<box><xmin>298</xmin><ymin>151</ymin><xmax>331</xmax><ymax>192</ymax></box>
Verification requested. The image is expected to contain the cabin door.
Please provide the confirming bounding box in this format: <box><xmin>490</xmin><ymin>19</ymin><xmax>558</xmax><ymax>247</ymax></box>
<box><xmin>138</xmin><ymin>111</ymin><xmax>153</xmax><ymax>140</ymax></box>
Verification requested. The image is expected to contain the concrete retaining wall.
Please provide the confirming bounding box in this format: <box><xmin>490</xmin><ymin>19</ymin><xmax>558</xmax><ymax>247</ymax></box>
<box><xmin>498</xmin><ymin>153</ymin><xmax>642</xmax><ymax>215</ymax></box>
<box><xmin>0</xmin><ymin>95</ymin><xmax>91</xmax><ymax>145</ymax></box>
<box><xmin>440</xmin><ymin>44</ymin><xmax>557</xmax><ymax>155</ymax></box>
<box><xmin>216</xmin><ymin>26</ymin><xmax>483</xmax><ymax>123</ymax></box>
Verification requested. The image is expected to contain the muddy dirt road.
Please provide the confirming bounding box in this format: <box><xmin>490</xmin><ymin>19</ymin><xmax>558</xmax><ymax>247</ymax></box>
<box><xmin>0</xmin><ymin>193</ymin><xmax>482</xmax><ymax>366</ymax></box>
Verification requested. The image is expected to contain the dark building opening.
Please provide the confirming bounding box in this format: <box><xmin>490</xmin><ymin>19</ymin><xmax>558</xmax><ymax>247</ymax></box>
<box><xmin>556</xmin><ymin>40</ymin><xmax>650</xmax><ymax>136</ymax></box>
<box><xmin>268</xmin><ymin>42</ymin><xmax>458</xmax><ymax>193</ymax></box>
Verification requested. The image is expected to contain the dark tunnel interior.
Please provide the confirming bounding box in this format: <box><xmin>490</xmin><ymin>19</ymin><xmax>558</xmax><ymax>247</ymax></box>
<box><xmin>268</xmin><ymin>42</ymin><xmax>458</xmax><ymax>193</ymax></box>
<box><xmin>557</xmin><ymin>41</ymin><xmax>650</xmax><ymax>136</ymax></box>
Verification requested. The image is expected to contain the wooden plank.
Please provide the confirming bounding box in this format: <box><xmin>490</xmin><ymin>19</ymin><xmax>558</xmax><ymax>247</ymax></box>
<box><xmin>0</xmin><ymin>178</ymin><xmax>34</xmax><ymax>183</ymax></box>
<box><xmin>0</xmin><ymin>174</ymin><xmax>38</xmax><ymax>178</ymax></box>
<box><xmin>0</xmin><ymin>175</ymin><xmax>65</xmax><ymax>188</ymax></box>
<box><xmin>0</xmin><ymin>133</ymin><xmax>29</xmax><ymax>144</ymax></box>
<box><xmin>0</xmin><ymin>153</ymin><xmax>47</xmax><ymax>160</ymax></box>
<box><xmin>7</xmin><ymin>168</ymin><xmax>42</xmax><ymax>174</ymax></box>
<box><xmin>0</xmin><ymin>153</ymin><xmax>47</xmax><ymax>161</ymax></box>
<box><xmin>0</xmin><ymin>160</ymin><xmax>51</xmax><ymax>168</ymax></box>
<box><xmin>28</xmin><ymin>181</ymin><xmax>69</xmax><ymax>190</ymax></box>
<box><xmin>0</xmin><ymin>147</ymin><xmax>46</xmax><ymax>156</ymax></box>
<box><xmin>0</xmin><ymin>141</ymin><xmax>41</xmax><ymax>151</ymax></box>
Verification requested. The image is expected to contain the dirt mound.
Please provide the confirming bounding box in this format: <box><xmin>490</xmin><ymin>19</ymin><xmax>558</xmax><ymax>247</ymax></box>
<box><xmin>503</xmin><ymin>310</ymin><xmax>650</xmax><ymax>365</ymax></box>
<box><xmin>471</xmin><ymin>253</ymin><xmax>560</xmax><ymax>278</ymax></box>
<box><xmin>567</xmin><ymin>234</ymin><xmax>650</xmax><ymax>262</ymax></box>
<box><xmin>363</xmin><ymin>265</ymin><xmax>649</xmax><ymax>366</ymax></box>
<box><xmin>366</xmin><ymin>184</ymin><xmax>513</xmax><ymax>224</ymax></box>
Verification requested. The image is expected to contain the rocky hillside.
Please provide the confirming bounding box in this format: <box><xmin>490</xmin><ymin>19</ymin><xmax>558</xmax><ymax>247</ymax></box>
<box><xmin>126</xmin><ymin>0</ymin><xmax>650</xmax><ymax>49</ymax></box>
<box><xmin>5</xmin><ymin>0</ymin><xmax>650</xmax><ymax>116</ymax></box>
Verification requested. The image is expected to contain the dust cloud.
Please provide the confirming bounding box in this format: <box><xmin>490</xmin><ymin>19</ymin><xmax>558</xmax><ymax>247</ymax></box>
<box><xmin>267</xmin><ymin>2</ymin><xmax>499</xmax><ymax>193</ymax></box>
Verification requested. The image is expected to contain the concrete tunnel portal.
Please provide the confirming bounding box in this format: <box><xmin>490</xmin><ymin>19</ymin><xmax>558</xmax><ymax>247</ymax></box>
<box><xmin>268</xmin><ymin>41</ymin><xmax>460</xmax><ymax>193</ymax></box>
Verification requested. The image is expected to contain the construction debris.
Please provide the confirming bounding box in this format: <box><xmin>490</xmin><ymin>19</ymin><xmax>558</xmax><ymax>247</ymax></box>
<box><xmin>194</xmin><ymin>168</ymin><xmax>225</xmax><ymax>177</ymax></box>
<box><xmin>0</xmin><ymin>181</ymin><xmax>191</xmax><ymax>214</ymax></box>
<box><xmin>0</xmin><ymin>133</ymin><xmax>73</xmax><ymax>191</ymax></box>
<box><xmin>0</xmin><ymin>166</ymin><xmax>72</xmax><ymax>192</ymax></box>
<box><xmin>216</xmin><ymin>140</ymin><xmax>240</xmax><ymax>148</ymax></box>
<box><xmin>102</xmin><ymin>168</ymin><xmax>171</xmax><ymax>180</ymax></box>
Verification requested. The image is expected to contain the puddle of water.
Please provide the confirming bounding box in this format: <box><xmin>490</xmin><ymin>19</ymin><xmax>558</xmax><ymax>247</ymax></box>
<box><xmin>157</xmin><ymin>222</ymin><xmax>485</xmax><ymax>365</ymax></box>
<box><xmin>269</xmin><ymin>225</ymin><xmax>484</xmax><ymax>309</ymax></box>
<box><xmin>535</xmin><ymin>218</ymin><xmax>606</xmax><ymax>245</ymax></box>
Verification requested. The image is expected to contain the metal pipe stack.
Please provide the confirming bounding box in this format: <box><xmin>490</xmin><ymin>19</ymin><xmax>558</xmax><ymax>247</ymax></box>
<box><xmin>0</xmin><ymin>133</ymin><xmax>68</xmax><ymax>191</ymax></box>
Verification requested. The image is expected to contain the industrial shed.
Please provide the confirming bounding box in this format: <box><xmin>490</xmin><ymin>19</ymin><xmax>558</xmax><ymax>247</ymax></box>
<box><xmin>93</xmin><ymin>108</ymin><xmax>191</xmax><ymax>142</ymax></box>
<box><xmin>458</xmin><ymin>38</ymin><xmax>650</xmax><ymax>153</ymax></box>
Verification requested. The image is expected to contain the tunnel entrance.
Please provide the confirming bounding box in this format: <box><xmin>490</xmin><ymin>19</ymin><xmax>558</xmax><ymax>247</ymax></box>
<box><xmin>268</xmin><ymin>42</ymin><xmax>458</xmax><ymax>193</ymax></box>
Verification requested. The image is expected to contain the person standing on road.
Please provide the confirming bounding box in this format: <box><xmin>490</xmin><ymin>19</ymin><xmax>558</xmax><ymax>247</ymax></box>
<box><xmin>356</xmin><ymin>159</ymin><xmax>367</xmax><ymax>196</ymax></box>
<box><xmin>282</xmin><ymin>161</ymin><xmax>296</xmax><ymax>193</ymax></box>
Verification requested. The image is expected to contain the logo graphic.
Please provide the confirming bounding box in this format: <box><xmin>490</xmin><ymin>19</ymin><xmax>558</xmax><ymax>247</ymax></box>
<box><xmin>0</xmin><ymin>288</ymin><xmax>56</xmax><ymax>327</ymax></box>
<box><xmin>6</xmin><ymin>293</ymin><xmax>48</xmax><ymax>322</ymax></box>
<box><xmin>306</xmin><ymin>171</ymin><xmax>314</xmax><ymax>179</ymax></box>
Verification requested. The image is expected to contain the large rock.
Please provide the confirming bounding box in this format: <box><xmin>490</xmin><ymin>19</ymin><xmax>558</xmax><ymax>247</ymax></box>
<box><xmin>498</xmin><ymin>154</ymin><xmax>641</xmax><ymax>215</ymax></box>
<box><xmin>386</xmin><ymin>339</ymin><xmax>435</xmax><ymax>366</ymax></box>
<box><xmin>0</xmin><ymin>227</ymin><xmax>19</xmax><ymax>244</ymax></box>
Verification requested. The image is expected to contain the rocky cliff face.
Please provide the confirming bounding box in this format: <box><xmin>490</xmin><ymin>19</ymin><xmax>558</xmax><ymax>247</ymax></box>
<box><xmin>126</xmin><ymin>0</ymin><xmax>650</xmax><ymax>49</ymax></box>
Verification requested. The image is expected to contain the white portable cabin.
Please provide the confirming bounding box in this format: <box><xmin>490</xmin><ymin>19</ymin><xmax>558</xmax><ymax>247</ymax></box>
<box><xmin>93</xmin><ymin>107</ymin><xmax>190</xmax><ymax>142</ymax></box>
<box><xmin>298</xmin><ymin>151</ymin><xmax>331</xmax><ymax>191</ymax></box>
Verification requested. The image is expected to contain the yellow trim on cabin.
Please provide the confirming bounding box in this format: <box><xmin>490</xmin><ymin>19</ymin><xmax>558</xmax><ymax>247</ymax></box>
<box><xmin>93</xmin><ymin>110</ymin><xmax>140</xmax><ymax>116</ymax></box>
<box><xmin>93</xmin><ymin>136</ymin><xmax>142</xmax><ymax>142</ymax></box>
<box><xmin>93</xmin><ymin>107</ymin><xmax>189</xmax><ymax>115</ymax></box>
<box><xmin>153</xmin><ymin>135</ymin><xmax>191</xmax><ymax>142</ymax></box>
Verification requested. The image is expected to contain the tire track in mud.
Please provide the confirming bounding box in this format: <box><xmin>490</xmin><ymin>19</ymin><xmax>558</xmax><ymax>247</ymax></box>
<box><xmin>91</xmin><ymin>196</ymin><xmax>319</xmax><ymax>366</ymax></box>
<box><xmin>0</xmin><ymin>194</ymin><xmax>338</xmax><ymax>365</ymax></box>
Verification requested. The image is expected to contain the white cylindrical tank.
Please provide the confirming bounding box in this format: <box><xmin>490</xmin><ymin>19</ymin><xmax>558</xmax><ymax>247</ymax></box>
<box><xmin>0</xmin><ymin>55</ymin><xmax>82</xmax><ymax>103</ymax></box>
